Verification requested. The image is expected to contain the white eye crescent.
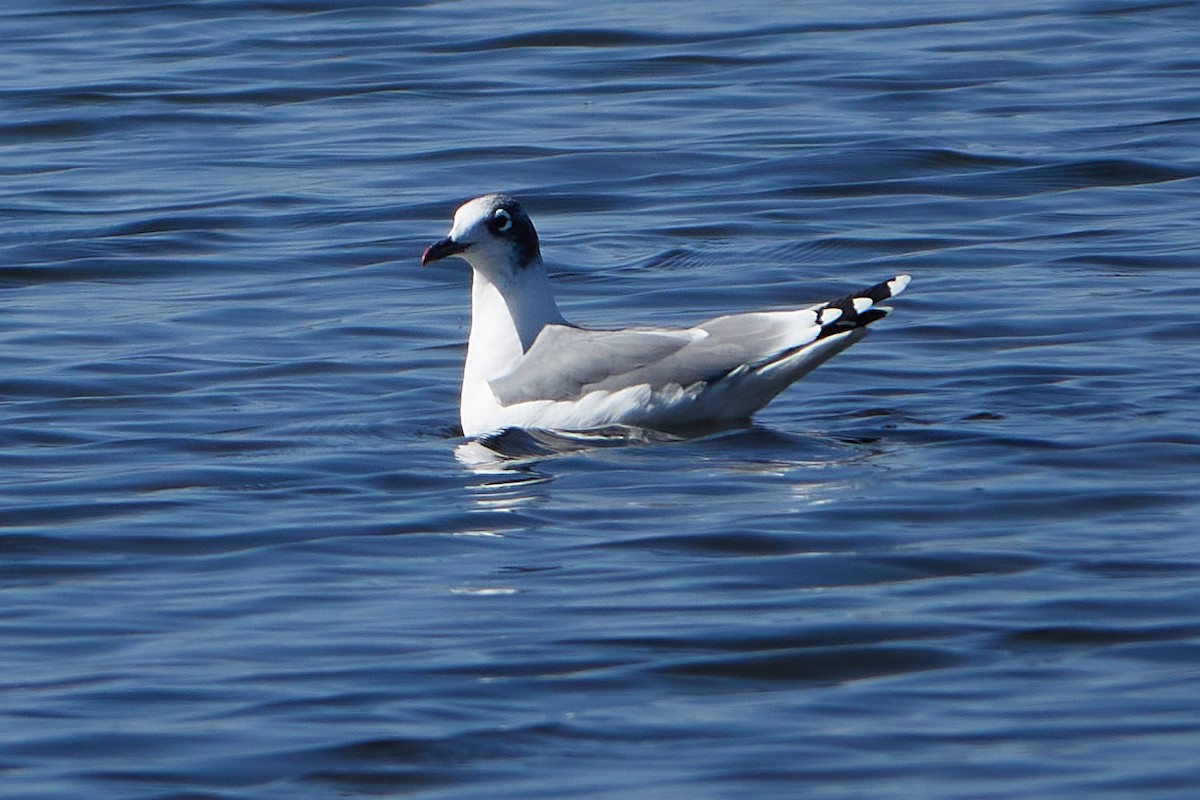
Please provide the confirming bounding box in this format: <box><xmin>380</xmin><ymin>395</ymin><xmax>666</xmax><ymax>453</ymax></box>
<box><xmin>493</xmin><ymin>208</ymin><xmax>513</xmax><ymax>233</ymax></box>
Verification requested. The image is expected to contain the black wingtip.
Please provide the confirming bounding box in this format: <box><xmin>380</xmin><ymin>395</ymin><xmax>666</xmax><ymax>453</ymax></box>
<box><xmin>816</xmin><ymin>274</ymin><xmax>910</xmax><ymax>340</ymax></box>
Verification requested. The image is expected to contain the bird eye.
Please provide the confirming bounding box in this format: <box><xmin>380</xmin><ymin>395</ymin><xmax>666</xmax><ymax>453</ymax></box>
<box><xmin>491</xmin><ymin>207</ymin><xmax>513</xmax><ymax>233</ymax></box>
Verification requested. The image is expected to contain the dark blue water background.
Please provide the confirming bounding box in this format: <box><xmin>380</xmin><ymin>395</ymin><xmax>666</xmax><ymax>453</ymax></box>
<box><xmin>3</xmin><ymin>1</ymin><xmax>1199</xmax><ymax>798</ymax></box>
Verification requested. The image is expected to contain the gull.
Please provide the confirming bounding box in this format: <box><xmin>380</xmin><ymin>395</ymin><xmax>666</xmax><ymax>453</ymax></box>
<box><xmin>422</xmin><ymin>193</ymin><xmax>910</xmax><ymax>438</ymax></box>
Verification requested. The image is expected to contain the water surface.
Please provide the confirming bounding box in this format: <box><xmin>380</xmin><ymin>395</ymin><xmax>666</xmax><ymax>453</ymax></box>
<box><xmin>2</xmin><ymin>1</ymin><xmax>1199</xmax><ymax>798</ymax></box>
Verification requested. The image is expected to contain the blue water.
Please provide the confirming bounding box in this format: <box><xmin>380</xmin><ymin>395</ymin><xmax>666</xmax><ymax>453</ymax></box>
<box><xmin>3</xmin><ymin>1</ymin><xmax>1200</xmax><ymax>798</ymax></box>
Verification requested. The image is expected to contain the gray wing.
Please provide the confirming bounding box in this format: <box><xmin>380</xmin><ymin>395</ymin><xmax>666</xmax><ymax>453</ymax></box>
<box><xmin>490</xmin><ymin>312</ymin><xmax>822</xmax><ymax>405</ymax></box>
<box><xmin>489</xmin><ymin>275</ymin><xmax>911</xmax><ymax>406</ymax></box>
<box><xmin>489</xmin><ymin>325</ymin><xmax>698</xmax><ymax>405</ymax></box>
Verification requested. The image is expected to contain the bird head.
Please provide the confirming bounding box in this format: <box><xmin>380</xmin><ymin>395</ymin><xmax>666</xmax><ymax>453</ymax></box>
<box><xmin>421</xmin><ymin>194</ymin><xmax>542</xmax><ymax>278</ymax></box>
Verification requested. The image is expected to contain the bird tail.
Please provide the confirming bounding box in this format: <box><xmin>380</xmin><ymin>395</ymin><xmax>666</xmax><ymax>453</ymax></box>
<box><xmin>705</xmin><ymin>274</ymin><xmax>911</xmax><ymax>419</ymax></box>
<box><xmin>758</xmin><ymin>273</ymin><xmax>911</xmax><ymax>383</ymax></box>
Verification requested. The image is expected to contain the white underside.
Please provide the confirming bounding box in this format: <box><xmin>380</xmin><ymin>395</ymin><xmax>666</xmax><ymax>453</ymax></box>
<box><xmin>460</xmin><ymin>329</ymin><xmax>863</xmax><ymax>437</ymax></box>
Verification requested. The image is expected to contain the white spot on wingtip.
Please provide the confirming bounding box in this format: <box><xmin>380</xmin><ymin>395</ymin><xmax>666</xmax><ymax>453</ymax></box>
<box><xmin>888</xmin><ymin>275</ymin><xmax>911</xmax><ymax>295</ymax></box>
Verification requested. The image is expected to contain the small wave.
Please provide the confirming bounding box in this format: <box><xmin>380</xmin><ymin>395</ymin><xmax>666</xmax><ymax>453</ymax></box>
<box><xmin>777</xmin><ymin>156</ymin><xmax>1196</xmax><ymax>201</ymax></box>
<box><xmin>427</xmin><ymin>28</ymin><xmax>675</xmax><ymax>53</ymax></box>
<box><xmin>656</xmin><ymin>644</ymin><xmax>963</xmax><ymax>683</ymax></box>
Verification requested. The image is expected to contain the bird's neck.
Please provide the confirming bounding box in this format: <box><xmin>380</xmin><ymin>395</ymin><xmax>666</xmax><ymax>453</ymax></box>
<box><xmin>465</xmin><ymin>260</ymin><xmax>565</xmax><ymax>382</ymax></box>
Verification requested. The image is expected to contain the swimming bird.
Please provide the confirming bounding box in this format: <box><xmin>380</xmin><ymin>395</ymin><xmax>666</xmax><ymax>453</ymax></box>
<box><xmin>422</xmin><ymin>193</ymin><xmax>909</xmax><ymax>437</ymax></box>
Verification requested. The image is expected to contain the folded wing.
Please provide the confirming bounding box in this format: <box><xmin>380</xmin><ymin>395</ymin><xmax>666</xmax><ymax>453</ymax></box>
<box><xmin>489</xmin><ymin>274</ymin><xmax>910</xmax><ymax>407</ymax></box>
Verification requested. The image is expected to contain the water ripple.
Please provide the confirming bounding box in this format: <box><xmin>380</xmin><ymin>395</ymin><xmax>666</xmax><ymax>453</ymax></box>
<box><xmin>3</xmin><ymin>1</ymin><xmax>1200</xmax><ymax>798</ymax></box>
